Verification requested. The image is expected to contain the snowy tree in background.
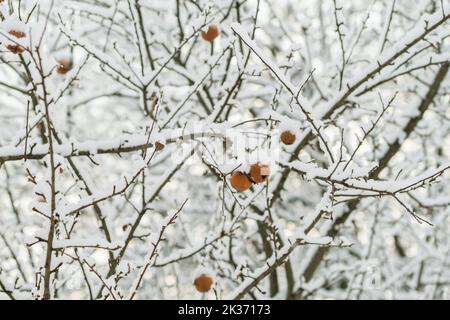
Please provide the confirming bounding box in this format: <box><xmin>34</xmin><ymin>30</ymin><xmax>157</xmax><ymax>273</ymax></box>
<box><xmin>0</xmin><ymin>0</ymin><xmax>449</xmax><ymax>300</ymax></box>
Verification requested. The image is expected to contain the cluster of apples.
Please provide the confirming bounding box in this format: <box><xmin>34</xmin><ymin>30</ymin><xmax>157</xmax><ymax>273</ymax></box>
<box><xmin>200</xmin><ymin>24</ymin><xmax>297</xmax><ymax>194</ymax></box>
<box><xmin>229</xmin><ymin>130</ymin><xmax>297</xmax><ymax>192</ymax></box>
<box><xmin>230</xmin><ymin>163</ymin><xmax>270</xmax><ymax>192</ymax></box>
